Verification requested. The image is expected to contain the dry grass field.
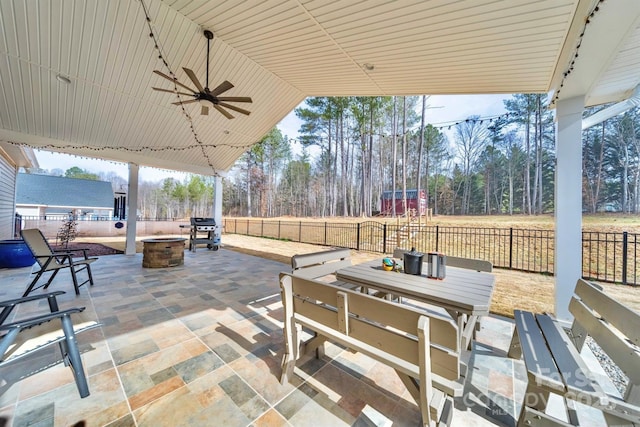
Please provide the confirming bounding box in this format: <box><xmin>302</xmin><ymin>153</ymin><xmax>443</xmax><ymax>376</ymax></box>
<box><xmin>86</xmin><ymin>213</ymin><xmax>640</xmax><ymax>318</ymax></box>
<box><xmin>229</xmin><ymin>213</ymin><xmax>640</xmax><ymax>232</ymax></box>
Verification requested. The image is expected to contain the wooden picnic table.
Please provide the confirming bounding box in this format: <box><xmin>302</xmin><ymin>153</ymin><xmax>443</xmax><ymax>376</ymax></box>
<box><xmin>336</xmin><ymin>259</ymin><xmax>496</xmax><ymax>350</ymax></box>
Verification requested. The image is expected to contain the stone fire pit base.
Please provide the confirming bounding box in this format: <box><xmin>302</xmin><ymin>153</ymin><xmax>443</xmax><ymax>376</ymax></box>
<box><xmin>142</xmin><ymin>238</ymin><xmax>186</xmax><ymax>268</ymax></box>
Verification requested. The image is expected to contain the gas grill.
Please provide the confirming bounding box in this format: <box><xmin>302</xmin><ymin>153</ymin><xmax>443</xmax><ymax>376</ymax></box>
<box><xmin>188</xmin><ymin>217</ymin><xmax>220</xmax><ymax>252</ymax></box>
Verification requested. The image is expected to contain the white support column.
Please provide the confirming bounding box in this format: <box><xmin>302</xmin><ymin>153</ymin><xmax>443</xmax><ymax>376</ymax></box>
<box><xmin>555</xmin><ymin>95</ymin><xmax>584</xmax><ymax>321</ymax></box>
<box><xmin>125</xmin><ymin>163</ymin><xmax>139</xmax><ymax>256</ymax></box>
<box><xmin>213</xmin><ymin>175</ymin><xmax>223</xmax><ymax>244</ymax></box>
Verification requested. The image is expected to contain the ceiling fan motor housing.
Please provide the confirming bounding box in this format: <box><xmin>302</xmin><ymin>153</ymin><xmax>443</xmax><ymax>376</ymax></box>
<box><xmin>152</xmin><ymin>28</ymin><xmax>252</xmax><ymax>119</ymax></box>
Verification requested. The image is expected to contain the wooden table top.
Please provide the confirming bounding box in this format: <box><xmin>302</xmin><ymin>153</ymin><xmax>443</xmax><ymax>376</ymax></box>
<box><xmin>336</xmin><ymin>259</ymin><xmax>496</xmax><ymax>316</ymax></box>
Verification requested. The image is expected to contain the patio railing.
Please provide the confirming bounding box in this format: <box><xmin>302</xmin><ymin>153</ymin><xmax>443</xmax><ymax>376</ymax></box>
<box><xmin>222</xmin><ymin>218</ymin><xmax>639</xmax><ymax>286</ymax></box>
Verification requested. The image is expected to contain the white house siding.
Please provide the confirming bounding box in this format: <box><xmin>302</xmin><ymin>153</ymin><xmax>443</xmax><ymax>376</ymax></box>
<box><xmin>0</xmin><ymin>152</ymin><xmax>17</xmax><ymax>239</ymax></box>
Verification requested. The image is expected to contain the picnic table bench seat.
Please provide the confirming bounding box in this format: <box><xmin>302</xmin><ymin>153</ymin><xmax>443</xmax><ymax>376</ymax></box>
<box><xmin>290</xmin><ymin>248</ymin><xmax>356</xmax><ymax>290</ymax></box>
<box><xmin>279</xmin><ymin>272</ymin><xmax>463</xmax><ymax>426</ymax></box>
<box><xmin>509</xmin><ymin>279</ymin><xmax>640</xmax><ymax>426</ymax></box>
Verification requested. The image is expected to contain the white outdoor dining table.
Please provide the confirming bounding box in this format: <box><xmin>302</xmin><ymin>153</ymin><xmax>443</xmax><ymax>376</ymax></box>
<box><xmin>336</xmin><ymin>259</ymin><xmax>496</xmax><ymax>350</ymax></box>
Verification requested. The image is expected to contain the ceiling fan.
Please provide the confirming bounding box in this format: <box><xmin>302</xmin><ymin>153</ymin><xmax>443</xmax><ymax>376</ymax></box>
<box><xmin>152</xmin><ymin>30</ymin><xmax>252</xmax><ymax>119</ymax></box>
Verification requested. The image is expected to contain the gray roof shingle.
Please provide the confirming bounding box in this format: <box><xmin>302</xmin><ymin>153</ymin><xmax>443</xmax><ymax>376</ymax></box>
<box><xmin>17</xmin><ymin>173</ymin><xmax>114</xmax><ymax>209</ymax></box>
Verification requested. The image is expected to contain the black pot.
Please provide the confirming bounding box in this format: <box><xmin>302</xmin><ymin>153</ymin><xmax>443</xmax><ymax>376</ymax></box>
<box><xmin>403</xmin><ymin>247</ymin><xmax>424</xmax><ymax>275</ymax></box>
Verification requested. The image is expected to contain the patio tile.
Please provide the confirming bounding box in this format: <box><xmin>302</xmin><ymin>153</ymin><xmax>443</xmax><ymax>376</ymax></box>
<box><xmin>112</xmin><ymin>338</ymin><xmax>160</xmax><ymax>365</ymax></box>
<box><xmin>13</xmin><ymin>368</ymin><xmax>129</xmax><ymax>427</ymax></box>
<box><xmin>0</xmin><ymin>248</ymin><xmax>533</xmax><ymax>426</ymax></box>
<box><xmin>228</xmin><ymin>349</ymin><xmax>292</xmax><ymax>405</ymax></box>
<box><xmin>252</xmin><ymin>408</ymin><xmax>289</xmax><ymax>427</ymax></box>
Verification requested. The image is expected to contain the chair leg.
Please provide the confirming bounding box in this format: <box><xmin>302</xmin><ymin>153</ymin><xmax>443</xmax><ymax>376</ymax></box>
<box><xmin>43</xmin><ymin>269</ymin><xmax>60</xmax><ymax>290</ymax></box>
<box><xmin>69</xmin><ymin>267</ymin><xmax>81</xmax><ymax>295</ymax></box>
<box><xmin>22</xmin><ymin>270</ymin><xmax>48</xmax><ymax>297</ymax></box>
<box><xmin>60</xmin><ymin>314</ymin><xmax>90</xmax><ymax>398</ymax></box>
<box><xmin>0</xmin><ymin>306</ymin><xmax>12</xmax><ymax>325</ymax></box>
<box><xmin>86</xmin><ymin>264</ymin><xmax>95</xmax><ymax>287</ymax></box>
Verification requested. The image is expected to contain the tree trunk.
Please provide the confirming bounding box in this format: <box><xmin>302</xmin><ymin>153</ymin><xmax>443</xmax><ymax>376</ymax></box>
<box><xmin>417</xmin><ymin>95</ymin><xmax>426</xmax><ymax>217</ymax></box>
<box><xmin>246</xmin><ymin>155</ymin><xmax>252</xmax><ymax>217</ymax></box>
<box><xmin>537</xmin><ymin>96</ymin><xmax>543</xmax><ymax>213</ymax></box>
<box><xmin>525</xmin><ymin>101</ymin><xmax>532</xmax><ymax>215</ymax></box>
<box><xmin>340</xmin><ymin>111</ymin><xmax>348</xmax><ymax>216</ymax></box>
<box><xmin>368</xmin><ymin>101</ymin><xmax>375</xmax><ymax>216</ymax></box>
<box><xmin>402</xmin><ymin>96</ymin><xmax>408</xmax><ymax>215</ymax></box>
<box><xmin>392</xmin><ymin>97</ymin><xmax>398</xmax><ymax>217</ymax></box>
<box><xmin>593</xmin><ymin>121</ymin><xmax>605</xmax><ymax>212</ymax></box>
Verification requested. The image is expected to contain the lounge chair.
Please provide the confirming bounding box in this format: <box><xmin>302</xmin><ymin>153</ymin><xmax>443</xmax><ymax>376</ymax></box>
<box><xmin>20</xmin><ymin>228</ymin><xmax>97</xmax><ymax>296</ymax></box>
<box><xmin>0</xmin><ymin>291</ymin><xmax>99</xmax><ymax>398</ymax></box>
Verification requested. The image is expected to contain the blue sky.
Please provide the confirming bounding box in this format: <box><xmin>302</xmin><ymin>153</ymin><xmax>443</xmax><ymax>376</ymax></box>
<box><xmin>35</xmin><ymin>94</ymin><xmax>510</xmax><ymax>182</ymax></box>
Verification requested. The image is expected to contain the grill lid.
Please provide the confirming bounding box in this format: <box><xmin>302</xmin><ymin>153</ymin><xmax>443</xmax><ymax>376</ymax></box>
<box><xmin>190</xmin><ymin>217</ymin><xmax>216</xmax><ymax>226</ymax></box>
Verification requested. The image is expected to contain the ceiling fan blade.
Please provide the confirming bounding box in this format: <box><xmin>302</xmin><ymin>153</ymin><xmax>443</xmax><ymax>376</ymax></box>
<box><xmin>218</xmin><ymin>102</ymin><xmax>251</xmax><ymax>116</ymax></box>
<box><xmin>171</xmin><ymin>99</ymin><xmax>199</xmax><ymax>105</ymax></box>
<box><xmin>210</xmin><ymin>81</ymin><xmax>234</xmax><ymax>97</ymax></box>
<box><xmin>214</xmin><ymin>104</ymin><xmax>234</xmax><ymax>119</ymax></box>
<box><xmin>183</xmin><ymin>68</ymin><xmax>204</xmax><ymax>93</ymax></box>
<box><xmin>152</xmin><ymin>87</ymin><xmax>195</xmax><ymax>97</ymax></box>
<box><xmin>201</xmin><ymin>105</ymin><xmax>209</xmax><ymax>115</ymax></box>
<box><xmin>153</xmin><ymin>70</ymin><xmax>197</xmax><ymax>93</ymax></box>
<box><xmin>216</xmin><ymin>96</ymin><xmax>252</xmax><ymax>103</ymax></box>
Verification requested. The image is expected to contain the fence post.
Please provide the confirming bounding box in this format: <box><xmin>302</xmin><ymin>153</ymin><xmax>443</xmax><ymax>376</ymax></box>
<box><xmin>299</xmin><ymin>221</ymin><xmax>302</xmax><ymax>242</ymax></box>
<box><xmin>622</xmin><ymin>231</ymin><xmax>628</xmax><ymax>285</ymax></box>
<box><xmin>383</xmin><ymin>224</ymin><xmax>387</xmax><ymax>254</ymax></box>
<box><xmin>324</xmin><ymin>222</ymin><xmax>327</xmax><ymax>245</ymax></box>
<box><xmin>435</xmin><ymin>225</ymin><xmax>439</xmax><ymax>252</ymax></box>
<box><xmin>278</xmin><ymin>221</ymin><xmax>281</xmax><ymax>239</ymax></box>
<box><xmin>509</xmin><ymin>228</ymin><xmax>513</xmax><ymax>269</ymax></box>
<box><xmin>261</xmin><ymin>220</ymin><xmax>264</xmax><ymax>237</ymax></box>
<box><xmin>356</xmin><ymin>223</ymin><xmax>361</xmax><ymax>251</ymax></box>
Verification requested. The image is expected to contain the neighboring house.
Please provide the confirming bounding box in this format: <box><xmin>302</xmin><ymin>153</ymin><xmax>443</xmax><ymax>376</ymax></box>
<box><xmin>16</xmin><ymin>173</ymin><xmax>114</xmax><ymax>220</ymax></box>
<box><xmin>0</xmin><ymin>143</ymin><xmax>38</xmax><ymax>238</ymax></box>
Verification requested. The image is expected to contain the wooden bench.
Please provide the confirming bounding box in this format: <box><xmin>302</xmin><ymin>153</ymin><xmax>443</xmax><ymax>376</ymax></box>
<box><xmin>509</xmin><ymin>279</ymin><xmax>640</xmax><ymax>426</ymax></box>
<box><xmin>279</xmin><ymin>272</ymin><xmax>463</xmax><ymax>426</ymax></box>
<box><xmin>291</xmin><ymin>248</ymin><xmax>352</xmax><ymax>280</ymax></box>
<box><xmin>445</xmin><ymin>256</ymin><xmax>492</xmax><ymax>273</ymax></box>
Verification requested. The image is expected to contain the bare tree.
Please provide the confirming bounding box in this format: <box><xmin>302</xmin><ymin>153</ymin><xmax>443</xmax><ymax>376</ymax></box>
<box><xmin>453</xmin><ymin>117</ymin><xmax>489</xmax><ymax>214</ymax></box>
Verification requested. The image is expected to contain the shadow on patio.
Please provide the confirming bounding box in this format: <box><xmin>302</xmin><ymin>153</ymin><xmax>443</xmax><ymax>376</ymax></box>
<box><xmin>0</xmin><ymin>248</ymin><xmax>527</xmax><ymax>426</ymax></box>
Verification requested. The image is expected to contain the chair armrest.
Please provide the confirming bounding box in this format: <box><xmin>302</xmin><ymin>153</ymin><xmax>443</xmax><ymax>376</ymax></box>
<box><xmin>48</xmin><ymin>251</ymin><xmax>75</xmax><ymax>257</ymax></box>
<box><xmin>54</xmin><ymin>248</ymin><xmax>90</xmax><ymax>255</ymax></box>
<box><xmin>0</xmin><ymin>307</ymin><xmax>85</xmax><ymax>331</ymax></box>
<box><xmin>54</xmin><ymin>248</ymin><xmax>92</xmax><ymax>260</ymax></box>
<box><xmin>0</xmin><ymin>291</ymin><xmax>66</xmax><ymax>308</ymax></box>
<box><xmin>34</xmin><ymin>253</ymin><xmax>72</xmax><ymax>261</ymax></box>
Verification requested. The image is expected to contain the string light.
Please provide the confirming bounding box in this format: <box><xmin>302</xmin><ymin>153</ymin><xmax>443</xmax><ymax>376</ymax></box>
<box><xmin>139</xmin><ymin>0</ymin><xmax>244</xmax><ymax>175</ymax></box>
<box><xmin>426</xmin><ymin>112</ymin><xmax>511</xmax><ymax>130</ymax></box>
<box><xmin>3</xmin><ymin>140</ymin><xmax>259</xmax><ymax>154</ymax></box>
<box><xmin>552</xmin><ymin>0</ymin><xmax>605</xmax><ymax>106</ymax></box>
<box><xmin>283</xmin><ymin>112</ymin><xmax>514</xmax><ymax>144</ymax></box>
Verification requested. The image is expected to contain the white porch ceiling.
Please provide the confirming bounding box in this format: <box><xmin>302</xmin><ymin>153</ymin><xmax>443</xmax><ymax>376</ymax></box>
<box><xmin>0</xmin><ymin>0</ymin><xmax>639</xmax><ymax>175</ymax></box>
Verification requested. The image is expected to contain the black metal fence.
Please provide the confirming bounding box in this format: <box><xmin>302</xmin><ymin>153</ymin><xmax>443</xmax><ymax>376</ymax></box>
<box><xmin>222</xmin><ymin>218</ymin><xmax>639</xmax><ymax>286</ymax></box>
